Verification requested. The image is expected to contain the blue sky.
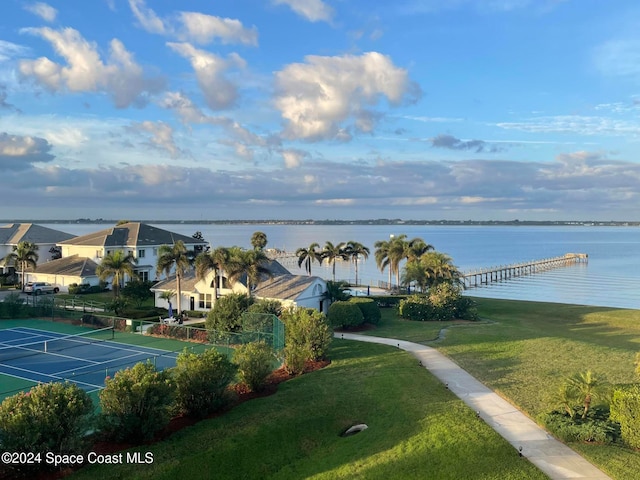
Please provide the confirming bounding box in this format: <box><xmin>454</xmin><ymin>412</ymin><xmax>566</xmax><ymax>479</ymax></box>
<box><xmin>1</xmin><ymin>0</ymin><xmax>640</xmax><ymax>220</ymax></box>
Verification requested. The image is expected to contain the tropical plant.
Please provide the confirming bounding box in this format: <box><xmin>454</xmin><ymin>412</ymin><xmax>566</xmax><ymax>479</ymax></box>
<box><xmin>296</xmin><ymin>242</ymin><xmax>323</xmax><ymax>276</ymax></box>
<box><xmin>96</xmin><ymin>250</ymin><xmax>137</xmax><ymax>298</ymax></box>
<box><xmin>325</xmin><ymin>280</ymin><xmax>350</xmax><ymax>303</ymax></box>
<box><xmin>195</xmin><ymin>247</ymin><xmax>230</xmax><ymax>304</ymax></box>
<box><xmin>322</xmin><ymin>241</ymin><xmax>347</xmax><ymax>281</ymax></box>
<box><xmin>3</xmin><ymin>241</ymin><xmax>39</xmax><ymax>291</ymax></box>
<box><xmin>566</xmin><ymin>370</ymin><xmax>606</xmax><ymax>420</ymax></box>
<box><xmin>158</xmin><ymin>289</ymin><xmax>176</xmax><ymax>313</ymax></box>
<box><xmin>156</xmin><ymin>240</ymin><xmax>194</xmax><ymax>314</ymax></box>
<box><xmin>250</xmin><ymin>231</ymin><xmax>268</xmax><ymax>251</ymax></box>
<box><xmin>374</xmin><ymin>238</ymin><xmax>392</xmax><ymax>286</ymax></box>
<box><xmin>225</xmin><ymin>248</ymin><xmax>272</xmax><ymax>297</ymax></box>
<box><xmin>345</xmin><ymin>241</ymin><xmax>370</xmax><ymax>286</ymax></box>
<box><xmin>402</xmin><ymin>251</ymin><xmax>462</xmax><ymax>291</ymax></box>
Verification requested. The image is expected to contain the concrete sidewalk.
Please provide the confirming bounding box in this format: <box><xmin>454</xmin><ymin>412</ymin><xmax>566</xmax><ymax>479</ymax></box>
<box><xmin>336</xmin><ymin>333</ymin><xmax>612</xmax><ymax>480</ymax></box>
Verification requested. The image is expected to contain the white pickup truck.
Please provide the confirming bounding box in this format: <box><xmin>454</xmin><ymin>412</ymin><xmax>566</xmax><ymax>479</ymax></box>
<box><xmin>24</xmin><ymin>282</ymin><xmax>59</xmax><ymax>295</ymax></box>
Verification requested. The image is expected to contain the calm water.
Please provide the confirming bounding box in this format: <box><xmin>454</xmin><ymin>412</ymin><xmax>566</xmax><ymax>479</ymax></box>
<box><xmin>43</xmin><ymin>223</ymin><xmax>640</xmax><ymax>310</ymax></box>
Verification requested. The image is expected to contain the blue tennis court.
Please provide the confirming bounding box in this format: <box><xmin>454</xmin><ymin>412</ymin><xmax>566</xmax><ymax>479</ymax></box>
<box><xmin>0</xmin><ymin>326</ymin><xmax>182</xmax><ymax>395</ymax></box>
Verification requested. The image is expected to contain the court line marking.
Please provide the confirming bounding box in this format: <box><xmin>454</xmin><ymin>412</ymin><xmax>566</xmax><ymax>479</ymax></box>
<box><xmin>0</xmin><ymin>362</ymin><xmax>105</xmax><ymax>390</ymax></box>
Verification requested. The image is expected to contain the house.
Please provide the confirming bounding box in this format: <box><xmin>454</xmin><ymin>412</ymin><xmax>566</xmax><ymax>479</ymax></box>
<box><xmin>0</xmin><ymin>223</ymin><xmax>75</xmax><ymax>275</ymax></box>
<box><xmin>26</xmin><ymin>222</ymin><xmax>208</xmax><ymax>292</ymax></box>
<box><xmin>151</xmin><ymin>259</ymin><xmax>329</xmax><ymax>314</ymax></box>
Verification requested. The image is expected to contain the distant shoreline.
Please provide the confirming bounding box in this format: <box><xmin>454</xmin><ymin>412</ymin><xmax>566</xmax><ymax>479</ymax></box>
<box><xmin>3</xmin><ymin>219</ymin><xmax>640</xmax><ymax>227</ymax></box>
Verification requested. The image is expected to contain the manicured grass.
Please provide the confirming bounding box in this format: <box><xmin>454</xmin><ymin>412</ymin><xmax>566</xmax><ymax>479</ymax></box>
<box><xmin>359</xmin><ymin>298</ymin><xmax>640</xmax><ymax>480</ymax></box>
<box><xmin>71</xmin><ymin>341</ymin><xmax>546</xmax><ymax>480</ymax></box>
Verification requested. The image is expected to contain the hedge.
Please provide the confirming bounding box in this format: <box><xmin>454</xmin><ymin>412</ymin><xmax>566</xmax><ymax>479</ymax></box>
<box><xmin>349</xmin><ymin>297</ymin><xmax>381</xmax><ymax>325</ymax></box>
<box><xmin>327</xmin><ymin>301</ymin><xmax>364</xmax><ymax>329</ymax></box>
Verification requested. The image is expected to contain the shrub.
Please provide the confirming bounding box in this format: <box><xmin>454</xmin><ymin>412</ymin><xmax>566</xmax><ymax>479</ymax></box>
<box><xmin>247</xmin><ymin>299</ymin><xmax>283</xmax><ymax>317</ymax></box>
<box><xmin>233</xmin><ymin>341</ymin><xmax>275</xmax><ymax>392</ymax></box>
<box><xmin>610</xmin><ymin>385</ymin><xmax>640</xmax><ymax>448</ymax></box>
<box><xmin>0</xmin><ymin>382</ymin><xmax>92</xmax><ymax>475</ymax></box>
<box><xmin>542</xmin><ymin>407</ymin><xmax>619</xmax><ymax>444</ymax></box>
<box><xmin>398</xmin><ymin>295</ymin><xmax>433</xmax><ymax>321</ymax></box>
<box><xmin>283</xmin><ymin>343</ymin><xmax>307</xmax><ymax>375</ymax></box>
<box><xmin>398</xmin><ymin>288</ymin><xmax>477</xmax><ymax>322</ymax></box>
<box><xmin>368</xmin><ymin>295</ymin><xmax>407</xmax><ymax>308</ymax></box>
<box><xmin>99</xmin><ymin>362</ymin><xmax>175</xmax><ymax>442</ymax></box>
<box><xmin>327</xmin><ymin>301</ymin><xmax>364</xmax><ymax>329</ymax></box>
<box><xmin>281</xmin><ymin>308</ymin><xmax>332</xmax><ymax>374</ymax></box>
<box><xmin>206</xmin><ymin>293</ymin><xmax>253</xmax><ymax>333</ymax></box>
<box><xmin>349</xmin><ymin>297</ymin><xmax>381</xmax><ymax>325</ymax></box>
<box><xmin>1</xmin><ymin>292</ymin><xmax>25</xmax><ymax>318</ymax></box>
<box><xmin>173</xmin><ymin>348</ymin><xmax>236</xmax><ymax>418</ymax></box>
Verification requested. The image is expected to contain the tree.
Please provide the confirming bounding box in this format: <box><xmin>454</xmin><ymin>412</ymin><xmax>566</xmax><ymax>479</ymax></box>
<box><xmin>296</xmin><ymin>242</ymin><xmax>322</xmax><ymax>276</ymax></box>
<box><xmin>325</xmin><ymin>280</ymin><xmax>350</xmax><ymax>303</ymax></box>
<box><xmin>250</xmin><ymin>231</ymin><xmax>268</xmax><ymax>251</ymax></box>
<box><xmin>3</xmin><ymin>241</ymin><xmax>39</xmax><ymax>291</ymax></box>
<box><xmin>374</xmin><ymin>239</ymin><xmax>392</xmax><ymax>287</ymax></box>
<box><xmin>96</xmin><ymin>250</ymin><xmax>137</xmax><ymax>298</ymax></box>
<box><xmin>322</xmin><ymin>241</ymin><xmax>347</xmax><ymax>281</ymax></box>
<box><xmin>345</xmin><ymin>241</ymin><xmax>369</xmax><ymax>286</ymax></box>
<box><xmin>418</xmin><ymin>251</ymin><xmax>462</xmax><ymax>289</ymax></box>
<box><xmin>225</xmin><ymin>248</ymin><xmax>272</xmax><ymax>297</ymax></box>
<box><xmin>158</xmin><ymin>289</ymin><xmax>176</xmax><ymax>312</ymax></box>
<box><xmin>156</xmin><ymin>240</ymin><xmax>194</xmax><ymax>314</ymax></box>
<box><xmin>195</xmin><ymin>247</ymin><xmax>231</xmax><ymax>304</ymax></box>
<box><xmin>567</xmin><ymin>370</ymin><xmax>605</xmax><ymax>419</ymax></box>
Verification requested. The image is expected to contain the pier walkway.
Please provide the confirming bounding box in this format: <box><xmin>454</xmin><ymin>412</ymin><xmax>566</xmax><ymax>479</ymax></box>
<box><xmin>462</xmin><ymin>253</ymin><xmax>588</xmax><ymax>289</ymax></box>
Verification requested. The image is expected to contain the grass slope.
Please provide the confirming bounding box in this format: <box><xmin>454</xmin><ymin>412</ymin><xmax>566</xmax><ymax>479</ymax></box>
<box><xmin>71</xmin><ymin>341</ymin><xmax>546</xmax><ymax>480</ymax></box>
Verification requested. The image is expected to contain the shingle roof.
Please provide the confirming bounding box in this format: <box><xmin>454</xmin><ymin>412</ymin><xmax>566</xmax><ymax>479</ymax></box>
<box><xmin>57</xmin><ymin>222</ymin><xmax>208</xmax><ymax>248</ymax></box>
<box><xmin>0</xmin><ymin>223</ymin><xmax>75</xmax><ymax>245</ymax></box>
<box><xmin>35</xmin><ymin>254</ymin><xmax>99</xmax><ymax>277</ymax></box>
<box><xmin>253</xmin><ymin>274</ymin><xmax>319</xmax><ymax>301</ymax></box>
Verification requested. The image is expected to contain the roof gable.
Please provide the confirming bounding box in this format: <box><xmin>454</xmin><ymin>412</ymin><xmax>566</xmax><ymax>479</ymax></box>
<box><xmin>35</xmin><ymin>254</ymin><xmax>99</xmax><ymax>277</ymax></box>
<box><xmin>0</xmin><ymin>223</ymin><xmax>74</xmax><ymax>245</ymax></box>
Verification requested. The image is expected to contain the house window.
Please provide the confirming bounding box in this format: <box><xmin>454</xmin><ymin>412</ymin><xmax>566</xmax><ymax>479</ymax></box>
<box><xmin>199</xmin><ymin>293</ymin><xmax>212</xmax><ymax>309</ymax></box>
<box><xmin>137</xmin><ymin>271</ymin><xmax>149</xmax><ymax>282</ymax></box>
<box><xmin>138</xmin><ymin>249</ymin><xmax>145</xmax><ymax>258</ymax></box>
<box><xmin>96</xmin><ymin>250</ymin><xmax>102</xmax><ymax>258</ymax></box>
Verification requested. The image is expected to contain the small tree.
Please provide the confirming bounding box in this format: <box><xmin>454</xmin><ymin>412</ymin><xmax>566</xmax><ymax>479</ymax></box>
<box><xmin>234</xmin><ymin>341</ymin><xmax>275</xmax><ymax>392</ymax></box>
<box><xmin>99</xmin><ymin>362</ymin><xmax>175</xmax><ymax>442</ymax></box>
<box><xmin>206</xmin><ymin>293</ymin><xmax>253</xmax><ymax>332</ymax></box>
<box><xmin>281</xmin><ymin>307</ymin><xmax>332</xmax><ymax>368</ymax></box>
<box><xmin>173</xmin><ymin>349</ymin><xmax>236</xmax><ymax>418</ymax></box>
<box><xmin>121</xmin><ymin>279</ymin><xmax>154</xmax><ymax>307</ymax></box>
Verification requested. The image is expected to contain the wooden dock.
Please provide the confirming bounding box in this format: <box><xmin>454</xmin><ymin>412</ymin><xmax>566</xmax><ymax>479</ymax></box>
<box><xmin>462</xmin><ymin>253</ymin><xmax>588</xmax><ymax>288</ymax></box>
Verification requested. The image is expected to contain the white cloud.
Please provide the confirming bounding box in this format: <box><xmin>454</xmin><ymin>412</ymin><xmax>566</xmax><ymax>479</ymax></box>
<box><xmin>0</xmin><ymin>132</ymin><xmax>54</xmax><ymax>169</ymax></box>
<box><xmin>128</xmin><ymin>0</ymin><xmax>166</xmax><ymax>34</ymax></box>
<box><xmin>18</xmin><ymin>27</ymin><xmax>164</xmax><ymax>108</ymax></box>
<box><xmin>272</xmin><ymin>0</ymin><xmax>334</xmax><ymax>23</ymax></box>
<box><xmin>274</xmin><ymin>52</ymin><xmax>421</xmax><ymax>141</ymax></box>
<box><xmin>0</xmin><ymin>40</ymin><xmax>31</xmax><ymax>62</ymax></box>
<box><xmin>178</xmin><ymin>12</ymin><xmax>258</xmax><ymax>46</ymax></box>
<box><xmin>128</xmin><ymin>121</ymin><xmax>181</xmax><ymax>159</ymax></box>
<box><xmin>24</xmin><ymin>2</ymin><xmax>57</xmax><ymax>22</ymax></box>
<box><xmin>281</xmin><ymin>148</ymin><xmax>308</xmax><ymax>168</ymax></box>
<box><xmin>167</xmin><ymin>42</ymin><xmax>245</xmax><ymax>110</ymax></box>
<box><xmin>496</xmin><ymin>115</ymin><xmax>640</xmax><ymax>137</ymax></box>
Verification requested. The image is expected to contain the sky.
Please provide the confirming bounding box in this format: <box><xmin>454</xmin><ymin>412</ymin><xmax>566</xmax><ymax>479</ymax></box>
<box><xmin>1</xmin><ymin>0</ymin><xmax>640</xmax><ymax>221</ymax></box>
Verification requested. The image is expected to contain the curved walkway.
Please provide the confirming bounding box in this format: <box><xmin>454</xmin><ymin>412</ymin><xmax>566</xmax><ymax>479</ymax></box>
<box><xmin>336</xmin><ymin>333</ymin><xmax>612</xmax><ymax>480</ymax></box>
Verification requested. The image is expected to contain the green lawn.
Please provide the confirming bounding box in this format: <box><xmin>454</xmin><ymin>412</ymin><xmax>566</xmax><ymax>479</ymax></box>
<box><xmin>71</xmin><ymin>340</ymin><xmax>546</xmax><ymax>480</ymax></box>
<box><xmin>360</xmin><ymin>298</ymin><xmax>640</xmax><ymax>480</ymax></box>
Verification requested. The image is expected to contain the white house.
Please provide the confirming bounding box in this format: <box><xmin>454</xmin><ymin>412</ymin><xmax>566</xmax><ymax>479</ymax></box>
<box><xmin>151</xmin><ymin>259</ymin><xmax>329</xmax><ymax>314</ymax></box>
<box><xmin>26</xmin><ymin>222</ymin><xmax>208</xmax><ymax>292</ymax></box>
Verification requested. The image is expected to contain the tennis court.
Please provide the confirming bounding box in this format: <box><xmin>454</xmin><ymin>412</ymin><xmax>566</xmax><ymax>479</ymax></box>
<box><xmin>0</xmin><ymin>320</ymin><xmax>209</xmax><ymax>401</ymax></box>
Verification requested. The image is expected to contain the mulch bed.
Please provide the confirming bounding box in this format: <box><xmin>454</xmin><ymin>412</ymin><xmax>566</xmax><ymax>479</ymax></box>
<box><xmin>27</xmin><ymin>359</ymin><xmax>330</xmax><ymax>480</ymax></box>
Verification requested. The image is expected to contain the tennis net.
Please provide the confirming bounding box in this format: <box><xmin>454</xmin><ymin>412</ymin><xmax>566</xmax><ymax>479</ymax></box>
<box><xmin>0</xmin><ymin>327</ymin><xmax>114</xmax><ymax>363</ymax></box>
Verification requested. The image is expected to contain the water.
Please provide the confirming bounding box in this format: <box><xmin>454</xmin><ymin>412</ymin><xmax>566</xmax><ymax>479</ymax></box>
<box><xmin>42</xmin><ymin>223</ymin><xmax>640</xmax><ymax>310</ymax></box>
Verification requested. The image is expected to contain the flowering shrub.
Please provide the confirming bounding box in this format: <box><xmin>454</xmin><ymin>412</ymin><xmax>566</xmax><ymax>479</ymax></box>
<box><xmin>99</xmin><ymin>362</ymin><xmax>175</xmax><ymax>442</ymax></box>
<box><xmin>173</xmin><ymin>348</ymin><xmax>236</xmax><ymax>418</ymax></box>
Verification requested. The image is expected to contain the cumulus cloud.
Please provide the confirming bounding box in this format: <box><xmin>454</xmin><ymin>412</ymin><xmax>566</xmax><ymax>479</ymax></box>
<box><xmin>18</xmin><ymin>27</ymin><xmax>164</xmax><ymax>108</ymax></box>
<box><xmin>274</xmin><ymin>52</ymin><xmax>421</xmax><ymax>141</ymax></box>
<box><xmin>281</xmin><ymin>148</ymin><xmax>308</xmax><ymax>168</ymax></box>
<box><xmin>128</xmin><ymin>0</ymin><xmax>257</xmax><ymax>45</ymax></box>
<box><xmin>168</xmin><ymin>42</ymin><xmax>245</xmax><ymax>110</ymax></box>
<box><xmin>272</xmin><ymin>0</ymin><xmax>334</xmax><ymax>23</ymax></box>
<box><xmin>127</xmin><ymin>121</ymin><xmax>182</xmax><ymax>158</ymax></box>
<box><xmin>430</xmin><ymin>134</ymin><xmax>505</xmax><ymax>153</ymax></box>
<box><xmin>0</xmin><ymin>132</ymin><xmax>54</xmax><ymax>170</ymax></box>
<box><xmin>24</xmin><ymin>2</ymin><xmax>58</xmax><ymax>22</ymax></box>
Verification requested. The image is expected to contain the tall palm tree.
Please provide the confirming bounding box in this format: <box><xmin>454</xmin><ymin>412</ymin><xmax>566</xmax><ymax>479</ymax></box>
<box><xmin>156</xmin><ymin>240</ymin><xmax>194</xmax><ymax>314</ymax></box>
<box><xmin>345</xmin><ymin>241</ymin><xmax>370</xmax><ymax>286</ymax></box>
<box><xmin>96</xmin><ymin>250</ymin><xmax>138</xmax><ymax>298</ymax></box>
<box><xmin>374</xmin><ymin>239</ymin><xmax>392</xmax><ymax>287</ymax></box>
<box><xmin>405</xmin><ymin>237</ymin><xmax>434</xmax><ymax>262</ymax></box>
<box><xmin>388</xmin><ymin>234</ymin><xmax>409</xmax><ymax>287</ymax></box>
<box><xmin>3</xmin><ymin>241</ymin><xmax>39</xmax><ymax>291</ymax></box>
<box><xmin>250</xmin><ymin>231</ymin><xmax>268</xmax><ymax>251</ymax></box>
<box><xmin>195</xmin><ymin>246</ymin><xmax>231</xmax><ymax>302</ymax></box>
<box><xmin>321</xmin><ymin>241</ymin><xmax>347</xmax><ymax>281</ymax></box>
<box><xmin>225</xmin><ymin>248</ymin><xmax>272</xmax><ymax>297</ymax></box>
<box><xmin>295</xmin><ymin>242</ymin><xmax>322</xmax><ymax>276</ymax></box>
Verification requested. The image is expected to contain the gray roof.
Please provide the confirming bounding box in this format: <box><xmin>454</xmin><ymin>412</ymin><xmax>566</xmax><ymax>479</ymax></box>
<box><xmin>35</xmin><ymin>254</ymin><xmax>99</xmax><ymax>277</ymax></box>
<box><xmin>58</xmin><ymin>222</ymin><xmax>207</xmax><ymax>248</ymax></box>
<box><xmin>253</xmin><ymin>274</ymin><xmax>320</xmax><ymax>301</ymax></box>
<box><xmin>0</xmin><ymin>223</ymin><xmax>75</xmax><ymax>245</ymax></box>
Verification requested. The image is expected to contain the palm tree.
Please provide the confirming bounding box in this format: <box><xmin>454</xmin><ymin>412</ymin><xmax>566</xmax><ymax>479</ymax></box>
<box><xmin>405</xmin><ymin>237</ymin><xmax>434</xmax><ymax>262</ymax></box>
<box><xmin>159</xmin><ymin>290</ymin><xmax>176</xmax><ymax>315</ymax></box>
<box><xmin>374</xmin><ymin>239</ymin><xmax>392</xmax><ymax>287</ymax></box>
<box><xmin>419</xmin><ymin>251</ymin><xmax>462</xmax><ymax>289</ymax></box>
<box><xmin>96</xmin><ymin>250</ymin><xmax>138</xmax><ymax>298</ymax></box>
<box><xmin>345</xmin><ymin>241</ymin><xmax>369</xmax><ymax>286</ymax></box>
<box><xmin>321</xmin><ymin>241</ymin><xmax>347</xmax><ymax>281</ymax></box>
<box><xmin>195</xmin><ymin>246</ymin><xmax>231</xmax><ymax>302</ymax></box>
<box><xmin>156</xmin><ymin>240</ymin><xmax>194</xmax><ymax>314</ymax></box>
<box><xmin>3</xmin><ymin>241</ymin><xmax>39</xmax><ymax>291</ymax></box>
<box><xmin>567</xmin><ymin>370</ymin><xmax>604</xmax><ymax>419</ymax></box>
<box><xmin>388</xmin><ymin>234</ymin><xmax>409</xmax><ymax>287</ymax></box>
<box><xmin>401</xmin><ymin>260</ymin><xmax>429</xmax><ymax>292</ymax></box>
<box><xmin>325</xmin><ymin>280</ymin><xmax>350</xmax><ymax>303</ymax></box>
<box><xmin>250</xmin><ymin>231</ymin><xmax>268</xmax><ymax>251</ymax></box>
<box><xmin>225</xmin><ymin>248</ymin><xmax>272</xmax><ymax>297</ymax></box>
<box><xmin>295</xmin><ymin>242</ymin><xmax>322</xmax><ymax>276</ymax></box>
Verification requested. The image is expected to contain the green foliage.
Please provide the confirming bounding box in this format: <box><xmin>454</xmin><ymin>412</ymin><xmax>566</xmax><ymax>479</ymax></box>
<box><xmin>247</xmin><ymin>299</ymin><xmax>283</xmax><ymax>317</ymax></box>
<box><xmin>327</xmin><ymin>301</ymin><xmax>364</xmax><ymax>329</ymax></box>
<box><xmin>0</xmin><ymin>382</ymin><xmax>93</xmax><ymax>472</ymax></box>
<box><xmin>281</xmin><ymin>308</ymin><xmax>332</xmax><ymax>375</ymax></box>
<box><xmin>610</xmin><ymin>385</ymin><xmax>640</xmax><ymax>449</ymax></box>
<box><xmin>541</xmin><ymin>407</ymin><xmax>619</xmax><ymax>444</ymax></box>
<box><xmin>173</xmin><ymin>348</ymin><xmax>236</xmax><ymax>418</ymax></box>
<box><xmin>99</xmin><ymin>362</ymin><xmax>175</xmax><ymax>442</ymax></box>
<box><xmin>121</xmin><ymin>279</ymin><xmax>154</xmax><ymax>307</ymax></box>
<box><xmin>349</xmin><ymin>297</ymin><xmax>381</xmax><ymax>325</ymax></box>
<box><xmin>233</xmin><ymin>341</ymin><xmax>275</xmax><ymax>392</ymax></box>
<box><xmin>325</xmin><ymin>280</ymin><xmax>350</xmax><ymax>302</ymax></box>
<box><xmin>398</xmin><ymin>287</ymin><xmax>477</xmax><ymax>321</ymax></box>
<box><xmin>1</xmin><ymin>292</ymin><xmax>25</xmax><ymax>317</ymax></box>
<box><xmin>206</xmin><ymin>293</ymin><xmax>253</xmax><ymax>332</ymax></box>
